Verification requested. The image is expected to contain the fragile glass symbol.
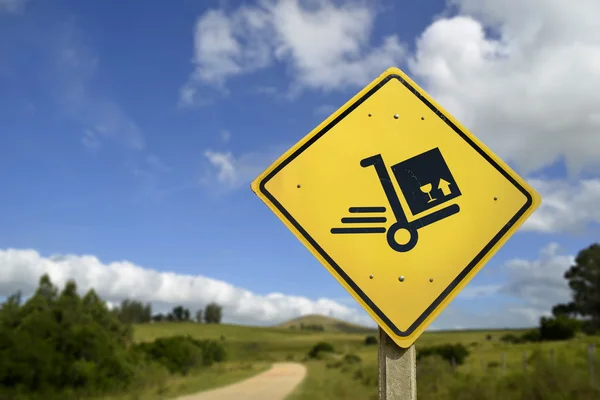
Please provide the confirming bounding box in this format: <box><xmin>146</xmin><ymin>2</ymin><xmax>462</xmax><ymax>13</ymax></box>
<box><xmin>420</xmin><ymin>179</ymin><xmax>452</xmax><ymax>203</ymax></box>
<box><xmin>420</xmin><ymin>183</ymin><xmax>435</xmax><ymax>203</ymax></box>
<box><xmin>331</xmin><ymin>149</ymin><xmax>461</xmax><ymax>253</ymax></box>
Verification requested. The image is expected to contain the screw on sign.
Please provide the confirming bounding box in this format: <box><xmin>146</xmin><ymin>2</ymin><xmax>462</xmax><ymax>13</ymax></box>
<box><xmin>251</xmin><ymin>67</ymin><xmax>541</xmax><ymax>399</ymax></box>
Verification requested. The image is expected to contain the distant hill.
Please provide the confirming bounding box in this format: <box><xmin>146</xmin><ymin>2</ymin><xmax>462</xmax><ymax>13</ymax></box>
<box><xmin>276</xmin><ymin>314</ymin><xmax>377</xmax><ymax>334</ymax></box>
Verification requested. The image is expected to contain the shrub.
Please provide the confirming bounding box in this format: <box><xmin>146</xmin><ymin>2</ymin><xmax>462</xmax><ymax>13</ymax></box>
<box><xmin>353</xmin><ymin>365</ymin><xmax>378</xmax><ymax>387</ymax></box>
<box><xmin>301</xmin><ymin>324</ymin><xmax>325</xmax><ymax>331</ymax></box>
<box><xmin>500</xmin><ymin>329</ymin><xmax>544</xmax><ymax>343</ymax></box>
<box><xmin>244</xmin><ymin>342</ymin><xmax>260</xmax><ymax>351</ymax></box>
<box><xmin>327</xmin><ymin>352</ymin><xmax>362</xmax><ymax>370</ymax></box>
<box><xmin>500</xmin><ymin>333</ymin><xmax>525</xmax><ymax>344</ymax></box>
<box><xmin>486</xmin><ymin>334</ymin><xmax>493</xmax><ymax>341</ymax></box>
<box><xmin>416</xmin><ymin>355</ymin><xmax>455</xmax><ymax>397</ymax></box>
<box><xmin>521</xmin><ymin>328</ymin><xmax>542</xmax><ymax>342</ymax></box>
<box><xmin>343</xmin><ymin>353</ymin><xmax>362</xmax><ymax>364</ymax></box>
<box><xmin>199</xmin><ymin>338</ymin><xmax>227</xmax><ymax>364</ymax></box>
<box><xmin>308</xmin><ymin>341</ymin><xmax>335</xmax><ymax>359</ymax></box>
<box><xmin>581</xmin><ymin>320</ymin><xmax>599</xmax><ymax>336</ymax></box>
<box><xmin>364</xmin><ymin>335</ymin><xmax>377</xmax><ymax>345</ymax></box>
<box><xmin>417</xmin><ymin>343</ymin><xmax>470</xmax><ymax>365</ymax></box>
<box><xmin>133</xmin><ymin>335</ymin><xmax>226</xmax><ymax>375</ymax></box>
<box><xmin>134</xmin><ymin>336</ymin><xmax>201</xmax><ymax>375</ymax></box>
<box><xmin>539</xmin><ymin>316</ymin><xmax>577</xmax><ymax>341</ymax></box>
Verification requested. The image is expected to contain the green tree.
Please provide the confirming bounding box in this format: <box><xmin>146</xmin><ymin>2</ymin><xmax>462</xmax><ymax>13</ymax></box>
<box><xmin>417</xmin><ymin>343</ymin><xmax>470</xmax><ymax>365</ymax></box>
<box><xmin>539</xmin><ymin>316</ymin><xmax>578</xmax><ymax>340</ymax></box>
<box><xmin>152</xmin><ymin>313</ymin><xmax>166</xmax><ymax>322</ymax></box>
<box><xmin>0</xmin><ymin>291</ymin><xmax>22</xmax><ymax>329</ymax></box>
<box><xmin>38</xmin><ymin>273</ymin><xmax>58</xmax><ymax>301</ymax></box>
<box><xmin>553</xmin><ymin>243</ymin><xmax>600</xmax><ymax>330</ymax></box>
<box><xmin>0</xmin><ymin>274</ymin><xmax>136</xmax><ymax>397</ymax></box>
<box><xmin>204</xmin><ymin>303</ymin><xmax>222</xmax><ymax>324</ymax></box>
<box><xmin>114</xmin><ymin>299</ymin><xmax>152</xmax><ymax>324</ymax></box>
<box><xmin>171</xmin><ymin>305</ymin><xmax>190</xmax><ymax>322</ymax></box>
<box><xmin>195</xmin><ymin>309</ymin><xmax>203</xmax><ymax>323</ymax></box>
<box><xmin>364</xmin><ymin>335</ymin><xmax>377</xmax><ymax>345</ymax></box>
<box><xmin>551</xmin><ymin>302</ymin><xmax>578</xmax><ymax>318</ymax></box>
<box><xmin>82</xmin><ymin>289</ymin><xmax>132</xmax><ymax>346</ymax></box>
<box><xmin>172</xmin><ymin>306</ymin><xmax>184</xmax><ymax>321</ymax></box>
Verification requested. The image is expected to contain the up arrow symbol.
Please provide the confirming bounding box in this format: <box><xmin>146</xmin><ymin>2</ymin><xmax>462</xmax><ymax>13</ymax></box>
<box><xmin>438</xmin><ymin>179</ymin><xmax>452</xmax><ymax>196</ymax></box>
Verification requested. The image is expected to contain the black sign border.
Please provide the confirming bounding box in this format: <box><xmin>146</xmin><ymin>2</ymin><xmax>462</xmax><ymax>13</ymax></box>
<box><xmin>258</xmin><ymin>73</ymin><xmax>534</xmax><ymax>337</ymax></box>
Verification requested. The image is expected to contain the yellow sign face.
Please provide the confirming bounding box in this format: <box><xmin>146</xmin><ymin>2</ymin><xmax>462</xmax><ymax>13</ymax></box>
<box><xmin>251</xmin><ymin>67</ymin><xmax>541</xmax><ymax>348</ymax></box>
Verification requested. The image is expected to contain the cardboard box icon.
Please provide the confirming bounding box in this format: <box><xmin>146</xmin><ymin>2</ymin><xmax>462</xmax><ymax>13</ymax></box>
<box><xmin>390</xmin><ymin>147</ymin><xmax>462</xmax><ymax>216</ymax></box>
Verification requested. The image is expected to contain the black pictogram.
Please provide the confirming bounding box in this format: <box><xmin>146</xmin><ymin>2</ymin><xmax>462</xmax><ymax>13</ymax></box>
<box><xmin>331</xmin><ymin>147</ymin><xmax>461</xmax><ymax>252</ymax></box>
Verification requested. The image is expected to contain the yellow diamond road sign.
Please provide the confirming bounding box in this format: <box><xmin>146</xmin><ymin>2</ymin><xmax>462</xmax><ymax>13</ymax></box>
<box><xmin>251</xmin><ymin>67</ymin><xmax>541</xmax><ymax>348</ymax></box>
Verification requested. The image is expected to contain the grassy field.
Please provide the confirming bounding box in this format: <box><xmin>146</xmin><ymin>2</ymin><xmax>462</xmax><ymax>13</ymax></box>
<box><xmin>134</xmin><ymin>321</ymin><xmax>369</xmax><ymax>363</ymax></box>
<box><xmin>131</xmin><ymin>319</ymin><xmax>600</xmax><ymax>399</ymax></box>
<box><xmin>287</xmin><ymin>361</ymin><xmax>377</xmax><ymax>400</ymax></box>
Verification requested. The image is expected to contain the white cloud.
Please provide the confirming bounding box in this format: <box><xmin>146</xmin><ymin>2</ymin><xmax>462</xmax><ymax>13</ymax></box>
<box><xmin>0</xmin><ymin>248</ymin><xmax>373</xmax><ymax>326</ymax></box>
<box><xmin>220</xmin><ymin>129</ymin><xmax>232</xmax><ymax>143</ymax></box>
<box><xmin>523</xmin><ymin>179</ymin><xmax>600</xmax><ymax>233</ymax></box>
<box><xmin>408</xmin><ymin>0</ymin><xmax>600</xmax><ymax>175</ymax></box>
<box><xmin>0</xmin><ymin>0</ymin><xmax>27</xmax><ymax>13</ymax></box>
<box><xmin>71</xmin><ymin>104</ymin><xmax>145</xmax><ymax>152</ymax></box>
<box><xmin>180</xmin><ymin>0</ymin><xmax>405</xmax><ymax>104</ymax></box>
<box><xmin>4</xmin><ymin>242</ymin><xmax>572</xmax><ymax>330</ymax></box>
<box><xmin>7</xmin><ymin>17</ymin><xmax>147</xmax><ymax>153</ymax></box>
<box><xmin>456</xmin><ymin>284</ymin><xmax>502</xmax><ymax>300</ymax></box>
<box><xmin>438</xmin><ymin>242</ymin><xmax>574</xmax><ymax>329</ymax></box>
<box><xmin>202</xmin><ymin>145</ymin><xmax>287</xmax><ymax>192</ymax></box>
<box><xmin>3</xmin><ymin>13</ymin><xmax>170</xmax><ymax>186</ymax></box>
<box><xmin>129</xmin><ymin>154</ymin><xmax>172</xmax><ymax>188</ymax></box>
<box><xmin>314</xmin><ymin>104</ymin><xmax>337</xmax><ymax>116</ymax></box>
<box><xmin>104</xmin><ymin>300</ymin><xmax>119</xmax><ymax>311</ymax></box>
<box><xmin>26</xmin><ymin>19</ymin><xmax>173</xmax><ymax>185</ymax></box>
<box><xmin>145</xmin><ymin>154</ymin><xmax>171</xmax><ymax>173</ymax></box>
<box><xmin>81</xmin><ymin>128</ymin><xmax>102</xmax><ymax>150</ymax></box>
<box><xmin>54</xmin><ymin>37</ymin><xmax>145</xmax><ymax>151</ymax></box>
<box><xmin>269</xmin><ymin>0</ymin><xmax>404</xmax><ymax>95</ymax></box>
<box><xmin>256</xmin><ymin>86</ymin><xmax>278</xmax><ymax>95</ymax></box>
<box><xmin>500</xmin><ymin>242</ymin><xmax>573</xmax><ymax>311</ymax></box>
<box><xmin>204</xmin><ymin>150</ymin><xmax>237</xmax><ymax>186</ymax></box>
<box><xmin>193</xmin><ymin>7</ymin><xmax>272</xmax><ymax>86</ymax></box>
<box><xmin>435</xmin><ymin>305</ymin><xmax>545</xmax><ymax>330</ymax></box>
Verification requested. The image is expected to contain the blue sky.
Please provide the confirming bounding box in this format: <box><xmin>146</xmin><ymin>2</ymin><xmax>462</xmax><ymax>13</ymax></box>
<box><xmin>1</xmin><ymin>0</ymin><xmax>599</xmax><ymax>329</ymax></box>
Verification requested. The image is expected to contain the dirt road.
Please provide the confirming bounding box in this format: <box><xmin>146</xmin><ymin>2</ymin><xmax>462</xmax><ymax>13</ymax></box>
<box><xmin>175</xmin><ymin>362</ymin><xmax>307</xmax><ymax>400</ymax></box>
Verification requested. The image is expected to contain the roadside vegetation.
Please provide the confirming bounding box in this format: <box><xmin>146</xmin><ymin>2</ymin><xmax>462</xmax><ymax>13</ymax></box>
<box><xmin>0</xmin><ymin>275</ymin><xmax>255</xmax><ymax>399</ymax></box>
<box><xmin>1</xmin><ymin>242</ymin><xmax>598</xmax><ymax>399</ymax></box>
<box><xmin>289</xmin><ymin>242</ymin><xmax>600</xmax><ymax>400</ymax></box>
